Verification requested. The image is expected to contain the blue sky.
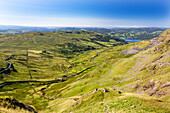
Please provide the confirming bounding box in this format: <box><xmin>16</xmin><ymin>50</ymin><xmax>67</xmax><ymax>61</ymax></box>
<box><xmin>0</xmin><ymin>0</ymin><xmax>169</xmax><ymax>27</ymax></box>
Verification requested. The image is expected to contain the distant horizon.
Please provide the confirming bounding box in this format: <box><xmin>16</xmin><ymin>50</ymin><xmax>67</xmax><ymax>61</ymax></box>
<box><xmin>0</xmin><ymin>24</ymin><xmax>169</xmax><ymax>29</ymax></box>
<box><xmin>0</xmin><ymin>0</ymin><xmax>169</xmax><ymax>27</ymax></box>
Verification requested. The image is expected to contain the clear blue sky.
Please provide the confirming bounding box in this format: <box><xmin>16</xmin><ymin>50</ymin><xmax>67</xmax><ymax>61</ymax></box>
<box><xmin>0</xmin><ymin>0</ymin><xmax>169</xmax><ymax>27</ymax></box>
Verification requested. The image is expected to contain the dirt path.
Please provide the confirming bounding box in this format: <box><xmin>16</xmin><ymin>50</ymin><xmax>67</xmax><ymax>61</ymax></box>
<box><xmin>102</xmin><ymin>102</ymin><xmax>110</xmax><ymax>113</ymax></box>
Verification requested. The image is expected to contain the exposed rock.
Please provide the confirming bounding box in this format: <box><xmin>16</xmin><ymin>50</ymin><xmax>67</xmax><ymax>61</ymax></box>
<box><xmin>121</xmin><ymin>48</ymin><xmax>140</xmax><ymax>55</ymax></box>
<box><xmin>25</xmin><ymin>105</ymin><xmax>37</xmax><ymax>112</ymax></box>
<box><xmin>156</xmin><ymin>91</ymin><xmax>166</xmax><ymax>97</ymax></box>
<box><xmin>143</xmin><ymin>80</ymin><xmax>155</xmax><ymax>91</ymax></box>
<box><xmin>132</xmin><ymin>105</ymin><xmax>136</xmax><ymax>108</ymax></box>
<box><xmin>32</xmin><ymin>70</ymin><xmax>37</xmax><ymax>72</ymax></box>
<box><xmin>0</xmin><ymin>98</ymin><xmax>38</xmax><ymax>113</ymax></box>
<box><xmin>118</xmin><ymin>91</ymin><xmax>121</xmax><ymax>94</ymax></box>
<box><xmin>161</xmin><ymin>81</ymin><xmax>170</xmax><ymax>89</ymax></box>
<box><xmin>156</xmin><ymin>99</ymin><xmax>163</xmax><ymax>102</ymax></box>
<box><xmin>103</xmin><ymin>89</ymin><xmax>109</xmax><ymax>93</ymax></box>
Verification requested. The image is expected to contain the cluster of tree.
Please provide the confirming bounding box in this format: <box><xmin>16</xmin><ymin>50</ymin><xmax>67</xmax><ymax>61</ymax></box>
<box><xmin>57</xmin><ymin>44</ymin><xmax>96</xmax><ymax>55</ymax></box>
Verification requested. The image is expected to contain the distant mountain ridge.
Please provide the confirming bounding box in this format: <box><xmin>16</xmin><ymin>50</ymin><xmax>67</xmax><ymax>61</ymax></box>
<box><xmin>0</xmin><ymin>25</ymin><xmax>168</xmax><ymax>39</ymax></box>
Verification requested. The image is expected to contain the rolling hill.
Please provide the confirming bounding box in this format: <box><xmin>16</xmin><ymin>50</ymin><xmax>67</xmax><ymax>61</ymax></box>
<box><xmin>0</xmin><ymin>29</ymin><xmax>169</xmax><ymax>113</ymax></box>
<box><xmin>0</xmin><ymin>30</ymin><xmax>126</xmax><ymax>55</ymax></box>
<box><xmin>0</xmin><ymin>25</ymin><xmax>167</xmax><ymax>40</ymax></box>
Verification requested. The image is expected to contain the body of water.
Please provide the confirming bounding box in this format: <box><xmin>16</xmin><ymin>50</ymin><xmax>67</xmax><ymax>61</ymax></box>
<box><xmin>123</xmin><ymin>39</ymin><xmax>142</xmax><ymax>42</ymax></box>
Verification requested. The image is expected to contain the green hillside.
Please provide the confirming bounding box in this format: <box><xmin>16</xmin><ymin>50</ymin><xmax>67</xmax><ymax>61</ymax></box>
<box><xmin>0</xmin><ymin>26</ymin><xmax>166</xmax><ymax>40</ymax></box>
<box><xmin>0</xmin><ymin>30</ymin><xmax>126</xmax><ymax>56</ymax></box>
<box><xmin>0</xmin><ymin>29</ymin><xmax>169</xmax><ymax>113</ymax></box>
<box><xmin>0</xmin><ymin>31</ymin><xmax>126</xmax><ymax>81</ymax></box>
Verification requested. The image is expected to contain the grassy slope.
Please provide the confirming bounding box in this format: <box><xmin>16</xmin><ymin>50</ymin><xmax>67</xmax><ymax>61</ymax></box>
<box><xmin>46</xmin><ymin>29</ymin><xmax>169</xmax><ymax>113</ymax></box>
<box><xmin>0</xmin><ymin>29</ymin><xmax>169</xmax><ymax>113</ymax></box>
<box><xmin>0</xmin><ymin>31</ymin><xmax>126</xmax><ymax>81</ymax></box>
<box><xmin>0</xmin><ymin>30</ymin><xmax>126</xmax><ymax>51</ymax></box>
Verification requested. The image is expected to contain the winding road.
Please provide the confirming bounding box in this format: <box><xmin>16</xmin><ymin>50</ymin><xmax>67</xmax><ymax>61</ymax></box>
<box><xmin>71</xmin><ymin>48</ymin><xmax>110</xmax><ymax>77</ymax></box>
<box><xmin>0</xmin><ymin>48</ymin><xmax>112</xmax><ymax>112</ymax></box>
<box><xmin>0</xmin><ymin>48</ymin><xmax>111</xmax><ymax>89</ymax></box>
<box><xmin>0</xmin><ymin>54</ymin><xmax>15</xmax><ymax>74</ymax></box>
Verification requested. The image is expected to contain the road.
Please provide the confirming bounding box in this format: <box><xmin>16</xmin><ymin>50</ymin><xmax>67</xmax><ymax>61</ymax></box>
<box><xmin>0</xmin><ymin>48</ymin><xmax>110</xmax><ymax>88</ymax></box>
<box><xmin>0</xmin><ymin>54</ymin><xmax>14</xmax><ymax>74</ymax></box>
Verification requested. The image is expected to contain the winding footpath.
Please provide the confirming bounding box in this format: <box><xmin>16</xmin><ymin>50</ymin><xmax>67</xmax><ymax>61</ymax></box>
<box><xmin>102</xmin><ymin>102</ymin><xmax>110</xmax><ymax>113</ymax></box>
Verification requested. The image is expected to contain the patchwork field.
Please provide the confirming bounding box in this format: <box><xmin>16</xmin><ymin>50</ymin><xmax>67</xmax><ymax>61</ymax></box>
<box><xmin>0</xmin><ymin>29</ymin><xmax>169</xmax><ymax>113</ymax></box>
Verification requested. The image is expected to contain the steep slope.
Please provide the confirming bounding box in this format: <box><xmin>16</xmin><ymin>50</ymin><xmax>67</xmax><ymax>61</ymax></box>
<box><xmin>47</xmin><ymin>29</ymin><xmax>169</xmax><ymax>112</ymax></box>
<box><xmin>110</xmin><ymin>29</ymin><xmax>170</xmax><ymax>98</ymax></box>
<box><xmin>43</xmin><ymin>28</ymin><xmax>166</xmax><ymax>112</ymax></box>
<box><xmin>0</xmin><ymin>29</ymin><xmax>169</xmax><ymax>113</ymax></box>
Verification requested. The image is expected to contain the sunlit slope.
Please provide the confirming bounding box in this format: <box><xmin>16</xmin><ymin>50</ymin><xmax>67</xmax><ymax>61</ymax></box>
<box><xmin>111</xmin><ymin>29</ymin><xmax>170</xmax><ymax>98</ymax></box>
<box><xmin>0</xmin><ymin>30</ymin><xmax>126</xmax><ymax>53</ymax></box>
<box><xmin>42</xmin><ymin>29</ymin><xmax>170</xmax><ymax>112</ymax></box>
<box><xmin>45</xmin><ymin>29</ymin><xmax>169</xmax><ymax>112</ymax></box>
<box><xmin>0</xmin><ymin>29</ymin><xmax>169</xmax><ymax>113</ymax></box>
<box><xmin>0</xmin><ymin>30</ymin><xmax>126</xmax><ymax>81</ymax></box>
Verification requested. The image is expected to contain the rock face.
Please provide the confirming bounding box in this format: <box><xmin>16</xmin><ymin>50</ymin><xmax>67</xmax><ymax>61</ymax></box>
<box><xmin>121</xmin><ymin>31</ymin><xmax>169</xmax><ymax>55</ymax></box>
<box><xmin>121</xmin><ymin>46</ymin><xmax>145</xmax><ymax>55</ymax></box>
<box><xmin>120</xmin><ymin>29</ymin><xmax>170</xmax><ymax>98</ymax></box>
<box><xmin>103</xmin><ymin>88</ymin><xmax>109</xmax><ymax>92</ymax></box>
<box><xmin>0</xmin><ymin>98</ymin><xmax>37</xmax><ymax>113</ymax></box>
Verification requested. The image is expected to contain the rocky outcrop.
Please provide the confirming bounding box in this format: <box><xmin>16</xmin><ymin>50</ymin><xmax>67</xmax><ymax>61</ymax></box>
<box><xmin>121</xmin><ymin>46</ymin><xmax>146</xmax><ymax>55</ymax></box>
<box><xmin>121</xmin><ymin>30</ymin><xmax>170</xmax><ymax>55</ymax></box>
<box><xmin>0</xmin><ymin>98</ymin><xmax>37</xmax><ymax>113</ymax></box>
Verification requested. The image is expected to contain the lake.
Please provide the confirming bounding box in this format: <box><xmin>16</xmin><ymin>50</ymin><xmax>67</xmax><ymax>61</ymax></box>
<box><xmin>123</xmin><ymin>39</ymin><xmax>142</xmax><ymax>42</ymax></box>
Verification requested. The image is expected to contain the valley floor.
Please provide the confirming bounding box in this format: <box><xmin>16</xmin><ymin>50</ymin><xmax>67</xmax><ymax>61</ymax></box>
<box><xmin>0</xmin><ymin>29</ymin><xmax>169</xmax><ymax>113</ymax></box>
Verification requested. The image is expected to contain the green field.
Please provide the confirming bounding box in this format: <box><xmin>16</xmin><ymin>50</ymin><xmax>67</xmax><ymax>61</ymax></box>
<box><xmin>0</xmin><ymin>29</ymin><xmax>169</xmax><ymax>113</ymax></box>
